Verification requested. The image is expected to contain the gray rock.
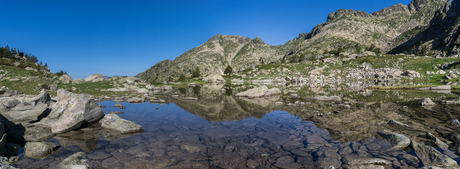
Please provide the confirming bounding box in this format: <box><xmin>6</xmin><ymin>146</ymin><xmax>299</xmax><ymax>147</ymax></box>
<box><xmin>127</xmin><ymin>97</ymin><xmax>145</xmax><ymax>103</ymax></box>
<box><xmin>411</xmin><ymin>141</ymin><xmax>457</xmax><ymax>167</ymax></box>
<box><xmin>426</xmin><ymin>132</ymin><xmax>449</xmax><ymax>148</ymax></box>
<box><xmin>3</xmin><ymin>99</ymin><xmax>20</xmax><ymax>108</ymax></box>
<box><xmin>274</xmin><ymin>156</ymin><xmax>301</xmax><ymax>169</ymax></box>
<box><xmin>377</xmin><ymin>130</ymin><xmax>410</xmax><ymax>150</ymax></box>
<box><xmin>1</xmin><ymin>103</ymin><xmax>48</xmax><ymax>123</ymax></box>
<box><xmin>84</xmin><ymin>73</ymin><xmax>104</xmax><ymax>82</ymax></box>
<box><xmin>23</xmin><ymin>126</ymin><xmax>54</xmax><ymax>142</ymax></box>
<box><xmin>24</xmin><ymin>142</ymin><xmax>60</xmax><ymax>159</ymax></box>
<box><xmin>212</xmin><ymin>153</ymin><xmax>246</xmax><ymax>169</ymax></box>
<box><xmin>59</xmin><ymin>74</ymin><xmax>73</xmax><ymax>84</ymax></box>
<box><xmin>100</xmin><ymin>114</ymin><xmax>143</xmax><ymax>134</ymax></box>
<box><xmin>114</xmin><ymin>103</ymin><xmax>123</xmax><ymax>108</ymax></box>
<box><xmin>72</xmin><ymin>78</ymin><xmax>85</xmax><ymax>84</ymax></box>
<box><xmin>27</xmin><ymin>90</ymin><xmax>51</xmax><ymax>106</ymax></box>
<box><xmin>420</xmin><ymin>98</ymin><xmax>436</xmax><ymax>106</ymax></box>
<box><xmin>58</xmin><ymin>152</ymin><xmax>90</xmax><ymax>168</ymax></box>
<box><xmin>41</xmin><ymin>89</ymin><xmax>104</xmax><ymax>134</ymax></box>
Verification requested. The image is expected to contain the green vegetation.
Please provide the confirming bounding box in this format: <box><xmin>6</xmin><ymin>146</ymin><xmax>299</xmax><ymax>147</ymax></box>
<box><xmin>224</xmin><ymin>65</ymin><xmax>233</xmax><ymax>75</ymax></box>
<box><xmin>192</xmin><ymin>67</ymin><xmax>200</xmax><ymax>78</ymax></box>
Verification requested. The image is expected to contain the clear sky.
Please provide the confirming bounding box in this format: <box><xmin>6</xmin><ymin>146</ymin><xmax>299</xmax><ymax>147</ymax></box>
<box><xmin>1</xmin><ymin>0</ymin><xmax>412</xmax><ymax>79</ymax></box>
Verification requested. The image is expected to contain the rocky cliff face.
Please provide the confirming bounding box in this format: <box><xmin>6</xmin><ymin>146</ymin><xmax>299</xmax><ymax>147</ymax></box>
<box><xmin>136</xmin><ymin>35</ymin><xmax>285</xmax><ymax>83</ymax></box>
<box><xmin>283</xmin><ymin>0</ymin><xmax>447</xmax><ymax>60</ymax></box>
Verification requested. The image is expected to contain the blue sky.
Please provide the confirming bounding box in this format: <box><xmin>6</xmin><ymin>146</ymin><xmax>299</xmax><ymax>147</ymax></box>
<box><xmin>1</xmin><ymin>0</ymin><xmax>411</xmax><ymax>79</ymax></box>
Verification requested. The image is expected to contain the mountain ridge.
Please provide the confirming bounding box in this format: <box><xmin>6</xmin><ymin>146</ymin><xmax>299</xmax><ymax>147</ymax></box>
<box><xmin>137</xmin><ymin>0</ymin><xmax>454</xmax><ymax>83</ymax></box>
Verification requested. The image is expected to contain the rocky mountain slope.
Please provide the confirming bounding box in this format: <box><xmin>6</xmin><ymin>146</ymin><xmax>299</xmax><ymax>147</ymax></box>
<box><xmin>138</xmin><ymin>0</ymin><xmax>453</xmax><ymax>83</ymax></box>
<box><xmin>136</xmin><ymin>35</ymin><xmax>286</xmax><ymax>83</ymax></box>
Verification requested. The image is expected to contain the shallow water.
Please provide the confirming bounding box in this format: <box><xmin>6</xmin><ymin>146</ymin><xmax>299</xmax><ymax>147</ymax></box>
<box><xmin>12</xmin><ymin>86</ymin><xmax>460</xmax><ymax>168</ymax></box>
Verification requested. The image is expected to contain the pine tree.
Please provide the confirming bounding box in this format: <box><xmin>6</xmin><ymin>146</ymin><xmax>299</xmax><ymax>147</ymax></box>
<box><xmin>224</xmin><ymin>65</ymin><xmax>233</xmax><ymax>75</ymax></box>
<box><xmin>192</xmin><ymin>67</ymin><xmax>200</xmax><ymax>77</ymax></box>
<box><xmin>178</xmin><ymin>74</ymin><xmax>186</xmax><ymax>81</ymax></box>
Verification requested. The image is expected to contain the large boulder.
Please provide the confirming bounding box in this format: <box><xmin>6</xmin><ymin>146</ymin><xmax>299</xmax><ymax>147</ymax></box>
<box><xmin>100</xmin><ymin>114</ymin><xmax>143</xmax><ymax>134</ymax></box>
<box><xmin>24</xmin><ymin>142</ymin><xmax>60</xmax><ymax>159</ymax></box>
<box><xmin>59</xmin><ymin>74</ymin><xmax>73</xmax><ymax>84</ymax></box>
<box><xmin>203</xmin><ymin>74</ymin><xmax>226</xmax><ymax>84</ymax></box>
<box><xmin>85</xmin><ymin>73</ymin><xmax>104</xmax><ymax>82</ymax></box>
<box><xmin>40</xmin><ymin>89</ymin><xmax>104</xmax><ymax>134</ymax></box>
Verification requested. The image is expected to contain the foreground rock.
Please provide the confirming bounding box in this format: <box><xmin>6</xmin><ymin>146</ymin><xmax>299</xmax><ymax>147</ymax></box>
<box><xmin>377</xmin><ymin>130</ymin><xmax>410</xmax><ymax>150</ymax></box>
<box><xmin>24</xmin><ymin>142</ymin><xmax>60</xmax><ymax>159</ymax></box>
<box><xmin>0</xmin><ymin>90</ymin><xmax>51</xmax><ymax>123</ymax></box>
<box><xmin>411</xmin><ymin>141</ymin><xmax>457</xmax><ymax>167</ymax></box>
<box><xmin>85</xmin><ymin>73</ymin><xmax>104</xmax><ymax>82</ymax></box>
<box><xmin>40</xmin><ymin>89</ymin><xmax>104</xmax><ymax>134</ymax></box>
<box><xmin>235</xmin><ymin>85</ymin><xmax>281</xmax><ymax>98</ymax></box>
<box><xmin>100</xmin><ymin>114</ymin><xmax>143</xmax><ymax>134</ymax></box>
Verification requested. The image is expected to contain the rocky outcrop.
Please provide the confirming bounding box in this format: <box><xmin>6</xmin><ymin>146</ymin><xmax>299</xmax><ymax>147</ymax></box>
<box><xmin>85</xmin><ymin>73</ymin><xmax>104</xmax><ymax>82</ymax></box>
<box><xmin>72</xmin><ymin>78</ymin><xmax>85</xmax><ymax>84</ymax></box>
<box><xmin>59</xmin><ymin>74</ymin><xmax>73</xmax><ymax>84</ymax></box>
<box><xmin>100</xmin><ymin>114</ymin><xmax>143</xmax><ymax>134</ymax></box>
<box><xmin>420</xmin><ymin>98</ymin><xmax>436</xmax><ymax>106</ymax></box>
<box><xmin>40</xmin><ymin>89</ymin><xmax>104</xmax><ymax>134</ymax></box>
<box><xmin>410</xmin><ymin>141</ymin><xmax>457</xmax><ymax>167</ymax></box>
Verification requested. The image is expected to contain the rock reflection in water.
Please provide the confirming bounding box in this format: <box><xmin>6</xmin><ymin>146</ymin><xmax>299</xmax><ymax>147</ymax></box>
<box><xmin>13</xmin><ymin>100</ymin><xmax>427</xmax><ymax>169</ymax></box>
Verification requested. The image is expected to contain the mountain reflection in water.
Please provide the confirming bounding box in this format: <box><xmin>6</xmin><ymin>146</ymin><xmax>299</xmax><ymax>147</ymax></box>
<box><xmin>13</xmin><ymin>85</ymin><xmax>460</xmax><ymax>168</ymax></box>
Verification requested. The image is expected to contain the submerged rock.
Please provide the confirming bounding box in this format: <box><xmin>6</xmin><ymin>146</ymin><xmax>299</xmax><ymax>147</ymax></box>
<box><xmin>410</xmin><ymin>141</ymin><xmax>457</xmax><ymax>167</ymax></box>
<box><xmin>377</xmin><ymin>130</ymin><xmax>410</xmax><ymax>150</ymax></box>
<box><xmin>58</xmin><ymin>152</ymin><xmax>90</xmax><ymax>168</ymax></box>
<box><xmin>100</xmin><ymin>114</ymin><xmax>143</xmax><ymax>134</ymax></box>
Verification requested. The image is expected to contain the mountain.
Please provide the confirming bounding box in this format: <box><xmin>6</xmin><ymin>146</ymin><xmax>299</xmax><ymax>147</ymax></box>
<box><xmin>138</xmin><ymin>0</ymin><xmax>450</xmax><ymax>83</ymax></box>
<box><xmin>283</xmin><ymin>0</ymin><xmax>447</xmax><ymax>61</ymax></box>
<box><xmin>136</xmin><ymin>35</ymin><xmax>286</xmax><ymax>83</ymax></box>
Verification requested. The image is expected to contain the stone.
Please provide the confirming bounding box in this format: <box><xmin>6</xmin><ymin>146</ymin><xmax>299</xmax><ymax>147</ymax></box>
<box><xmin>23</xmin><ymin>126</ymin><xmax>54</xmax><ymax>142</ymax></box>
<box><xmin>426</xmin><ymin>132</ymin><xmax>449</xmax><ymax>148</ymax></box>
<box><xmin>377</xmin><ymin>130</ymin><xmax>410</xmax><ymax>150</ymax></box>
<box><xmin>1</xmin><ymin>103</ymin><xmax>48</xmax><ymax>123</ymax></box>
<box><xmin>84</xmin><ymin>73</ymin><xmax>104</xmax><ymax>82</ymax></box>
<box><xmin>72</xmin><ymin>78</ymin><xmax>85</xmax><ymax>84</ymax></box>
<box><xmin>100</xmin><ymin>114</ymin><xmax>143</xmax><ymax>134</ymax></box>
<box><xmin>3</xmin><ymin>99</ymin><xmax>20</xmax><ymax>108</ymax></box>
<box><xmin>436</xmin><ymin>70</ymin><xmax>446</xmax><ymax>74</ymax></box>
<box><xmin>24</xmin><ymin>142</ymin><xmax>60</xmax><ymax>159</ymax></box>
<box><xmin>41</xmin><ymin>89</ymin><xmax>104</xmax><ymax>134</ymax></box>
<box><xmin>274</xmin><ymin>156</ymin><xmax>302</xmax><ymax>169</ymax></box>
<box><xmin>264</xmin><ymin>88</ymin><xmax>281</xmax><ymax>96</ymax></box>
<box><xmin>114</xmin><ymin>103</ymin><xmax>123</xmax><ymax>108</ymax></box>
<box><xmin>212</xmin><ymin>153</ymin><xmax>246</xmax><ymax>169</ymax></box>
<box><xmin>127</xmin><ymin>97</ymin><xmax>145</xmax><ymax>103</ymax></box>
<box><xmin>403</xmin><ymin>70</ymin><xmax>421</xmax><ymax>78</ymax></box>
<box><xmin>309</xmin><ymin>67</ymin><xmax>323</xmax><ymax>76</ymax></box>
<box><xmin>411</xmin><ymin>141</ymin><xmax>457</xmax><ymax>167</ymax></box>
<box><xmin>58</xmin><ymin>152</ymin><xmax>89</xmax><ymax>168</ymax></box>
<box><xmin>420</xmin><ymin>98</ymin><xmax>436</xmax><ymax>106</ymax></box>
<box><xmin>5</xmin><ymin>143</ymin><xmax>21</xmax><ymax>157</ymax></box>
<box><xmin>203</xmin><ymin>74</ymin><xmax>226</xmax><ymax>84</ymax></box>
<box><xmin>59</xmin><ymin>74</ymin><xmax>73</xmax><ymax>84</ymax></box>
